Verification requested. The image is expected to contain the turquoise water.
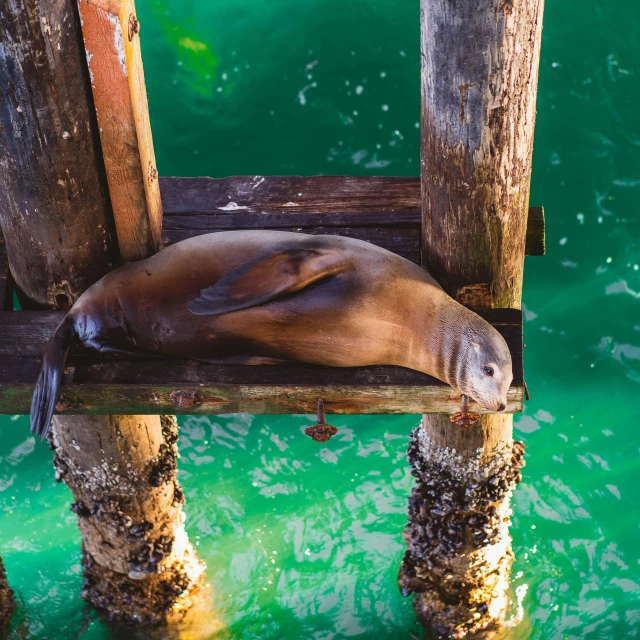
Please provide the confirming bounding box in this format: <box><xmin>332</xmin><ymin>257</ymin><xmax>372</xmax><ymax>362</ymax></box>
<box><xmin>2</xmin><ymin>0</ymin><xmax>639</xmax><ymax>638</ymax></box>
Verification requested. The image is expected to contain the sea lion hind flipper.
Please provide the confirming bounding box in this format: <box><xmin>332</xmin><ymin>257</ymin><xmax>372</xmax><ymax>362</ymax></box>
<box><xmin>187</xmin><ymin>248</ymin><xmax>352</xmax><ymax>316</ymax></box>
<box><xmin>30</xmin><ymin>316</ymin><xmax>75</xmax><ymax>441</ymax></box>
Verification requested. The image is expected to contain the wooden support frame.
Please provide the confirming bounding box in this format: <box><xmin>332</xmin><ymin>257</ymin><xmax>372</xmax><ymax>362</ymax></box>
<box><xmin>0</xmin><ymin>175</ymin><xmax>535</xmax><ymax>417</ymax></box>
<box><xmin>79</xmin><ymin>0</ymin><xmax>162</xmax><ymax>260</ymax></box>
<box><xmin>0</xmin><ymin>308</ymin><xmax>523</xmax><ymax>416</ymax></box>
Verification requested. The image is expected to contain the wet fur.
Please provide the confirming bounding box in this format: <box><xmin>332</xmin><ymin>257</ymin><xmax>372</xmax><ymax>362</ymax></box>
<box><xmin>30</xmin><ymin>231</ymin><xmax>512</xmax><ymax>439</ymax></box>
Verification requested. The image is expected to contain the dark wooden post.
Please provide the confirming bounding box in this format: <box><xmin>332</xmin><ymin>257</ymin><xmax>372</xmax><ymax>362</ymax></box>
<box><xmin>0</xmin><ymin>0</ymin><xmax>202</xmax><ymax>627</ymax></box>
<box><xmin>399</xmin><ymin>0</ymin><xmax>544</xmax><ymax>636</ymax></box>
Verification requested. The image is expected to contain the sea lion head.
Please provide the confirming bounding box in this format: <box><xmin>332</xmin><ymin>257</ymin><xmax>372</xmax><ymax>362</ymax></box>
<box><xmin>459</xmin><ymin>318</ymin><xmax>513</xmax><ymax>412</ymax></box>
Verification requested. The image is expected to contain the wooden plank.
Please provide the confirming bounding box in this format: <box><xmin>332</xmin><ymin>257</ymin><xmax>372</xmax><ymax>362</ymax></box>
<box><xmin>159</xmin><ymin>176</ymin><xmax>421</xmax><ymax>215</ymax></box>
<box><xmin>0</xmin><ymin>310</ymin><xmax>523</xmax><ymax>416</ymax></box>
<box><xmin>79</xmin><ymin>0</ymin><xmax>162</xmax><ymax>261</ymax></box>
<box><xmin>159</xmin><ymin>177</ymin><xmax>545</xmax><ymax>256</ymax></box>
<box><xmin>161</xmin><ymin>227</ymin><xmax>421</xmax><ymax>264</ymax></box>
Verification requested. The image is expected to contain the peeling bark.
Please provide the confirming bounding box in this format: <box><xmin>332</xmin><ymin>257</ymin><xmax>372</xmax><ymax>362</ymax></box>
<box><xmin>404</xmin><ymin>0</ymin><xmax>544</xmax><ymax>635</ymax></box>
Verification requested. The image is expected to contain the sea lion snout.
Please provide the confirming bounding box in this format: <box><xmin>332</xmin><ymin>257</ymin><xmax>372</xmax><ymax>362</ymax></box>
<box><xmin>458</xmin><ymin>320</ymin><xmax>513</xmax><ymax>412</ymax></box>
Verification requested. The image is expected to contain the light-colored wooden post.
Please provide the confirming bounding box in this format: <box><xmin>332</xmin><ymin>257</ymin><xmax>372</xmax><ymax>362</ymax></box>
<box><xmin>399</xmin><ymin>0</ymin><xmax>544</xmax><ymax>636</ymax></box>
<box><xmin>77</xmin><ymin>0</ymin><xmax>162</xmax><ymax>261</ymax></box>
<box><xmin>0</xmin><ymin>0</ymin><xmax>202</xmax><ymax>627</ymax></box>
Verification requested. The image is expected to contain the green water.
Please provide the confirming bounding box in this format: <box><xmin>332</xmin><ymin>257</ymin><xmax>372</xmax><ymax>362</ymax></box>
<box><xmin>2</xmin><ymin>0</ymin><xmax>639</xmax><ymax>637</ymax></box>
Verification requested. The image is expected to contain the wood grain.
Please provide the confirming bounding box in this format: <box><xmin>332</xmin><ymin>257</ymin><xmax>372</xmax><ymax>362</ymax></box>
<box><xmin>78</xmin><ymin>0</ymin><xmax>162</xmax><ymax>261</ymax></box>
<box><xmin>159</xmin><ymin>176</ymin><xmax>545</xmax><ymax>257</ymax></box>
<box><xmin>0</xmin><ymin>0</ymin><xmax>119</xmax><ymax>308</ymax></box>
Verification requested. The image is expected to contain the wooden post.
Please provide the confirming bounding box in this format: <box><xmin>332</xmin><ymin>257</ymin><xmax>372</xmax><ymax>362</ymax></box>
<box><xmin>399</xmin><ymin>0</ymin><xmax>544</xmax><ymax>636</ymax></box>
<box><xmin>77</xmin><ymin>0</ymin><xmax>162</xmax><ymax>261</ymax></box>
<box><xmin>0</xmin><ymin>0</ymin><xmax>202</xmax><ymax>627</ymax></box>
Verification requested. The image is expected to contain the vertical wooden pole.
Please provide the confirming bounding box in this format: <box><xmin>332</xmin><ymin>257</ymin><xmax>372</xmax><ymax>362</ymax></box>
<box><xmin>77</xmin><ymin>0</ymin><xmax>162</xmax><ymax>261</ymax></box>
<box><xmin>399</xmin><ymin>0</ymin><xmax>544</xmax><ymax>636</ymax></box>
<box><xmin>0</xmin><ymin>0</ymin><xmax>203</xmax><ymax>627</ymax></box>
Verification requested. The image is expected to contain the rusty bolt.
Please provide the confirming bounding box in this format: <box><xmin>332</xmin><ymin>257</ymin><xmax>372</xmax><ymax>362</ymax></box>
<box><xmin>128</xmin><ymin>14</ymin><xmax>140</xmax><ymax>41</ymax></box>
<box><xmin>450</xmin><ymin>394</ymin><xmax>480</xmax><ymax>428</ymax></box>
<box><xmin>55</xmin><ymin>393</ymin><xmax>77</xmax><ymax>413</ymax></box>
<box><xmin>169</xmin><ymin>389</ymin><xmax>203</xmax><ymax>409</ymax></box>
<box><xmin>304</xmin><ymin>398</ymin><xmax>338</xmax><ymax>443</ymax></box>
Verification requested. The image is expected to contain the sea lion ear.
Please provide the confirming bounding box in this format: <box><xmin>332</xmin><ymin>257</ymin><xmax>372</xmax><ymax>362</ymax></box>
<box><xmin>470</xmin><ymin>341</ymin><xmax>481</xmax><ymax>351</ymax></box>
<box><xmin>187</xmin><ymin>248</ymin><xmax>352</xmax><ymax>316</ymax></box>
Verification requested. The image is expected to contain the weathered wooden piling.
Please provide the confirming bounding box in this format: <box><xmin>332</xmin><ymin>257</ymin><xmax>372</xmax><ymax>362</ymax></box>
<box><xmin>399</xmin><ymin>0</ymin><xmax>544</xmax><ymax>636</ymax></box>
<box><xmin>0</xmin><ymin>0</ymin><xmax>202</xmax><ymax>627</ymax></box>
<box><xmin>0</xmin><ymin>557</ymin><xmax>15</xmax><ymax>632</ymax></box>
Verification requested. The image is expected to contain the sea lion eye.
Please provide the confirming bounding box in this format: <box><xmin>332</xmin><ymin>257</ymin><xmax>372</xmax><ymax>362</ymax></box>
<box><xmin>483</xmin><ymin>366</ymin><xmax>494</xmax><ymax>376</ymax></box>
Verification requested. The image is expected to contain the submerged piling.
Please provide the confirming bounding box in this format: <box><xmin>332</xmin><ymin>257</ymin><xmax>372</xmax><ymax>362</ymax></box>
<box><xmin>400</xmin><ymin>0</ymin><xmax>544</xmax><ymax>635</ymax></box>
<box><xmin>0</xmin><ymin>0</ymin><xmax>202</xmax><ymax>626</ymax></box>
<box><xmin>0</xmin><ymin>557</ymin><xmax>15</xmax><ymax>632</ymax></box>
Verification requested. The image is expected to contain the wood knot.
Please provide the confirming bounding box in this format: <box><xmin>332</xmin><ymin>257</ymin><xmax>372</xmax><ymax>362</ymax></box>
<box><xmin>169</xmin><ymin>389</ymin><xmax>203</xmax><ymax>409</ymax></box>
<box><xmin>55</xmin><ymin>393</ymin><xmax>77</xmax><ymax>413</ymax></box>
<box><xmin>147</xmin><ymin>163</ymin><xmax>158</xmax><ymax>185</ymax></box>
<box><xmin>128</xmin><ymin>14</ymin><xmax>140</xmax><ymax>41</ymax></box>
<box><xmin>456</xmin><ymin>283</ymin><xmax>492</xmax><ymax>308</ymax></box>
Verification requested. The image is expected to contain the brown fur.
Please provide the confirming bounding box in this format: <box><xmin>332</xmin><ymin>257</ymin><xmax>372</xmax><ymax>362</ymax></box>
<box><xmin>30</xmin><ymin>231</ymin><xmax>512</xmax><ymax>439</ymax></box>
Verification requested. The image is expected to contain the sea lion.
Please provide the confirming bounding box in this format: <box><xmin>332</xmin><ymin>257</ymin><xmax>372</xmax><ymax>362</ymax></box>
<box><xmin>30</xmin><ymin>230</ymin><xmax>513</xmax><ymax>438</ymax></box>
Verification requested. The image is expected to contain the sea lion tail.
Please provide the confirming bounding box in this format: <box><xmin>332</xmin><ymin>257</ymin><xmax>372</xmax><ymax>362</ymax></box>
<box><xmin>30</xmin><ymin>316</ymin><xmax>75</xmax><ymax>441</ymax></box>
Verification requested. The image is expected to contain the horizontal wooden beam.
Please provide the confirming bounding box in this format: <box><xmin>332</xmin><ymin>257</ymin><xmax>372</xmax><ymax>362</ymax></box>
<box><xmin>0</xmin><ymin>309</ymin><xmax>523</xmax><ymax>416</ymax></box>
<box><xmin>159</xmin><ymin>176</ymin><xmax>545</xmax><ymax>258</ymax></box>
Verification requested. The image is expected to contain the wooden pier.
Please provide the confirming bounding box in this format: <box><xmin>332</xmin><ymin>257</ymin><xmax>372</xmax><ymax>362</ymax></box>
<box><xmin>0</xmin><ymin>0</ymin><xmax>544</xmax><ymax>634</ymax></box>
<box><xmin>0</xmin><ymin>176</ymin><xmax>542</xmax><ymax>417</ymax></box>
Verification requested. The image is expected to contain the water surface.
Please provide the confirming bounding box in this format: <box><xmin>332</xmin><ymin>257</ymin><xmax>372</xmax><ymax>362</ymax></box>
<box><xmin>1</xmin><ymin>0</ymin><xmax>639</xmax><ymax>637</ymax></box>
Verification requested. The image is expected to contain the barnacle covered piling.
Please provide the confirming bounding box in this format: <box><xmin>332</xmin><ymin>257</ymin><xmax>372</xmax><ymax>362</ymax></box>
<box><xmin>399</xmin><ymin>426</ymin><xmax>525</xmax><ymax>637</ymax></box>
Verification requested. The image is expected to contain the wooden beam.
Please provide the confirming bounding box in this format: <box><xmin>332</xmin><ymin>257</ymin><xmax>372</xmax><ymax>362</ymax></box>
<box><xmin>159</xmin><ymin>176</ymin><xmax>545</xmax><ymax>256</ymax></box>
<box><xmin>78</xmin><ymin>0</ymin><xmax>162</xmax><ymax>261</ymax></box>
<box><xmin>0</xmin><ymin>309</ymin><xmax>524</xmax><ymax>416</ymax></box>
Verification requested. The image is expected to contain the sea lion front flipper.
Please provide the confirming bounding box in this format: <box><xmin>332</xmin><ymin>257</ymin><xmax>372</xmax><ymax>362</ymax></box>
<box><xmin>187</xmin><ymin>248</ymin><xmax>352</xmax><ymax>316</ymax></box>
